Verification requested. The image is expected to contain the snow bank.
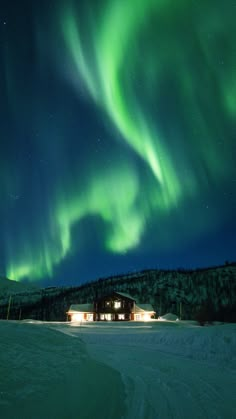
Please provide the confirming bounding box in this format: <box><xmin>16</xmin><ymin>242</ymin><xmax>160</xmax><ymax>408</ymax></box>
<box><xmin>158</xmin><ymin>312</ymin><xmax>179</xmax><ymax>321</ymax></box>
<box><xmin>0</xmin><ymin>321</ymin><xmax>125</xmax><ymax>419</ymax></box>
<box><xmin>56</xmin><ymin>321</ymin><xmax>236</xmax><ymax>366</ymax></box>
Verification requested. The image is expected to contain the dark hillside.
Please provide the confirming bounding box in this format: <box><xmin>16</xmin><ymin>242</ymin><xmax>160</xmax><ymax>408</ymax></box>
<box><xmin>0</xmin><ymin>263</ymin><xmax>236</xmax><ymax>322</ymax></box>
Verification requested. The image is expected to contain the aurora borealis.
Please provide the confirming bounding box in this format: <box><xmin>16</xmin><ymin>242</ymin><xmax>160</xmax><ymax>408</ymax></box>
<box><xmin>1</xmin><ymin>0</ymin><xmax>235</xmax><ymax>285</ymax></box>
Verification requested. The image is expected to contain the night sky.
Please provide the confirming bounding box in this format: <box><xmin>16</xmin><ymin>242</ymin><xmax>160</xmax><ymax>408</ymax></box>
<box><xmin>1</xmin><ymin>0</ymin><xmax>236</xmax><ymax>286</ymax></box>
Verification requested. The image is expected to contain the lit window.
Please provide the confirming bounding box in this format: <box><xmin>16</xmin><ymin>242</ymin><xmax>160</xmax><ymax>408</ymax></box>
<box><xmin>71</xmin><ymin>313</ymin><xmax>83</xmax><ymax>322</ymax></box>
<box><xmin>106</xmin><ymin>301</ymin><xmax>110</xmax><ymax>306</ymax></box>
<box><xmin>143</xmin><ymin>313</ymin><xmax>150</xmax><ymax>321</ymax></box>
<box><xmin>86</xmin><ymin>313</ymin><xmax>93</xmax><ymax>321</ymax></box>
<box><xmin>135</xmin><ymin>314</ymin><xmax>141</xmax><ymax>321</ymax></box>
<box><xmin>118</xmin><ymin>314</ymin><xmax>125</xmax><ymax>320</ymax></box>
<box><xmin>114</xmin><ymin>301</ymin><xmax>121</xmax><ymax>309</ymax></box>
<box><xmin>100</xmin><ymin>313</ymin><xmax>112</xmax><ymax>321</ymax></box>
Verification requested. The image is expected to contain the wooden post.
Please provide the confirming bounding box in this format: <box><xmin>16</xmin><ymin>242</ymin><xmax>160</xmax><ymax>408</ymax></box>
<box><xmin>179</xmin><ymin>301</ymin><xmax>182</xmax><ymax>320</ymax></box>
<box><xmin>7</xmin><ymin>295</ymin><xmax>12</xmax><ymax>320</ymax></box>
<box><xmin>19</xmin><ymin>308</ymin><xmax>22</xmax><ymax>321</ymax></box>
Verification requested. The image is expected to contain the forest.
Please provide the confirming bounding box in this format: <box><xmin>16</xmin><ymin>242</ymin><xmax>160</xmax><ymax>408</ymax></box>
<box><xmin>1</xmin><ymin>263</ymin><xmax>236</xmax><ymax>323</ymax></box>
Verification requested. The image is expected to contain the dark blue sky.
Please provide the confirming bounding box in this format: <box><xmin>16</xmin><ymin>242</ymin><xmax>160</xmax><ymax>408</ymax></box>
<box><xmin>0</xmin><ymin>0</ymin><xmax>235</xmax><ymax>286</ymax></box>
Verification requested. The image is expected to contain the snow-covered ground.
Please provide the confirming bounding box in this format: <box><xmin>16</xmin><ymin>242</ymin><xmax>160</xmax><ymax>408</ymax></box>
<box><xmin>1</xmin><ymin>320</ymin><xmax>236</xmax><ymax>419</ymax></box>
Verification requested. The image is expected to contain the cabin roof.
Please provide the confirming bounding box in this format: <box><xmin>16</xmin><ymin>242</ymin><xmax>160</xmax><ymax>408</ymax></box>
<box><xmin>68</xmin><ymin>303</ymin><xmax>93</xmax><ymax>313</ymax></box>
<box><xmin>135</xmin><ymin>304</ymin><xmax>155</xmax><ymax>313</ymax></box>
<box><xmin>95</xmin><ymin>291</ymin><xmax>136</xmax><ymax>302</ymax></box>
<box><xmin>114</xmin><ymin>291</ymin><xmax>136</xmax><ymax>301</ymax></box>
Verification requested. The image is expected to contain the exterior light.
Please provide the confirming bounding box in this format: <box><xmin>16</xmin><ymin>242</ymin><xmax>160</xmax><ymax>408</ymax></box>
<box><xmin>71</xmin><ymin>313</ymin><xmax>83</xmax><ymax>322</ymax></box>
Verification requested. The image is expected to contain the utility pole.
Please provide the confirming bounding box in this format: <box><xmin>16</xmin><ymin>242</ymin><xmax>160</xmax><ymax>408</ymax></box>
<box><xmin>159</xmin><ymin>295</ymin><xmax>162</xmax><ymax>316</ymax></box>
<box><xmin>7</xmin><ymin>295</ymin><xmax>12</xmax><ymax>320</ymax></box>
<box><xmin>179</xmin><ymin>301</ymin><xmax>182</xmax><ymax>320</ymax></box>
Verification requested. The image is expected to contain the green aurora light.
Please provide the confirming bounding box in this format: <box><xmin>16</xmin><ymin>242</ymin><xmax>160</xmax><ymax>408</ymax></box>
<box><xmin>3</xmin><ymin>0</ymin><xmax>236</xmax><ymax>282</ymax></box>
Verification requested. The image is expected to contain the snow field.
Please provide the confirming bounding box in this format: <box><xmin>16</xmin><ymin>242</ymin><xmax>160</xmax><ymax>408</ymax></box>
<box><xmin>53</xmin><ymin>321</ymin><xmax>236</xmax><ymax>418</ymax></box>
<box><xmin>0</xmin><ymin>320</ymin><xmax>236</xmax><ymax>419</ymax></box>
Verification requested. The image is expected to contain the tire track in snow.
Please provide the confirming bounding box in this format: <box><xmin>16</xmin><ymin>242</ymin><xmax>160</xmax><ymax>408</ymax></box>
<box><xmin>57</xmin><ymin>324</ymin><xmax>236</xmax><ymax>419</ymax></box>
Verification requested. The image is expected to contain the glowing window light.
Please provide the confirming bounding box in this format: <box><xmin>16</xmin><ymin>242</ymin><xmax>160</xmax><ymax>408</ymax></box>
<box><xmin>135</xmin><ymin>313</ymin><xmax>151</xmax><ymax>321</ymax></box>
<box><xmin>143</xmin><ymin>313</ymin><xmax>151</xmax><ymax>321</ymax></box>
<box><xmin>114</xmin><ymin>301</ymin><xmax>121</xmax><ymax>309</ymax></box>
<box><xmin>71</xmin><ymin>313</ymin><xmax>83</xmax><ymax>322</ymax></box>
<box><xmin>100</xmin><ymin>313</ymin><xmax>112</xmax><ymax>320</ymax></box>
<box><xmin>118</xmin><ymin>314</ymin><xmax>125</xmax><ymax>320</ymax></box>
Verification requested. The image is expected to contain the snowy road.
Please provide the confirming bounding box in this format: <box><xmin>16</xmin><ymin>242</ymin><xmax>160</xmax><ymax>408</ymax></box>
<box><xmin>54</xmin><ymin>321</ymin><xmax>236</xmax><ymax>419</ymax></box>
<box><xmin>1</xmin><ymin>320</ymin><xmax>236</xmax><ymax>418</ymax></box>
<box><xmin>88</xmin><ymin>339</ymin><xmax>236</xmax><ymax>419</ymax></box>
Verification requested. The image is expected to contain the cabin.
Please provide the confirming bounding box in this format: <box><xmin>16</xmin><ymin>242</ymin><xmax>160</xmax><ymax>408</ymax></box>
<box><xmin>67</xmin><ymin>303</ymin><xmax>94</xmax><ymax>322</ymax></box>
<box><xmin>67</xmin><ymin>291</ymin><xmax>155</xmax><ymax>322</ymax></box>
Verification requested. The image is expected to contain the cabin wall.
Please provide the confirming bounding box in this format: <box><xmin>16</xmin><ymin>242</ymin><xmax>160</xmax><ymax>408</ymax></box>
<box><xmin>68</xmin><ymin>293</ymin><xmax>155</xmax><ymax>322</ymax></box>
<box><xmin>95</xmin><ymin>295</ymin><xmax>135</xmax><ymax>320</ymax></box>
<box><xmin>134</xmin><ymin>312</ymin><xmax>154</xmax><ymax>321</ymax></box>
<box><xmin>69</xmin><ymin>312</ymin><xmax>94</xmax><ymax>322</ymax></box>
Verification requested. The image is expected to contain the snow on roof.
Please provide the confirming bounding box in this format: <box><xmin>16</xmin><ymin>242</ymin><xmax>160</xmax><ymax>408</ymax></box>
<box><xmin>135</xmin><ymin>304</ymin><xmax>155</xmax><ymax>313</ymax></box>
<box><xmin>68</xmin><ymin>304</ymin><xmax>93</xmax><ymax>313</ymax></box>
<box><xmin>114</xmin><ymin>291</ymin><xmax>136</xmax><ymax>301</ymax></box>
<box><xmin>159</xmin><ymin>313</ymin><xmax>178</xmax><ymax>321</ymax></box>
